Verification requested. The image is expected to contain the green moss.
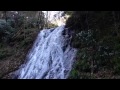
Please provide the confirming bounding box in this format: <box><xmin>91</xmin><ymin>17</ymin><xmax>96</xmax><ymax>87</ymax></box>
<box><xmin>69</xmin><ymin>69</ymin><xmax>80</xmax><ymax>79</ymax></box>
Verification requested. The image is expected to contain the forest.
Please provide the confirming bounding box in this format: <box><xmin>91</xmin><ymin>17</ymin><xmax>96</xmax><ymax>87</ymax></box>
<box><xmin>0</xmin><ymin>11</ymin><xmax>120</xmax><ymax>79</ymax></box>
<box><xmin>66</xmin><ymin>11</ymin><xmax>120</xmax><ymax>79</ymax></box>
<box><xmin>0</xmin><ymin>11</ymin><xmax>57</xmax><ymax>78</ymax></box>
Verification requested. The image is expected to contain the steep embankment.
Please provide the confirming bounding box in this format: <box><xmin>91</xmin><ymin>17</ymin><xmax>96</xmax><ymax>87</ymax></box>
<box><xmin>0</xmin><ymin>28</ymin><xmax>40</xmax><ymax>79</ymax></box>
<box><xmin>65</xmin><ymin>11</ymin><xmax>120</xmax><ymax>79</ymax></box>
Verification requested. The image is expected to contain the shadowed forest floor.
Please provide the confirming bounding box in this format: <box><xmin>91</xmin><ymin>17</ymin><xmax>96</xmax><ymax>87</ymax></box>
<box><xmin>0</xmin><ymin>28</ymin><xmax>40</xmax><ymax>79</ymax></box>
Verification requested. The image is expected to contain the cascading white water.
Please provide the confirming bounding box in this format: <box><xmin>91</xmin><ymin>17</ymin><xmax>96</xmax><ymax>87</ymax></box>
<box><xmin>14</xmin><ymin>25</ymin><xmax>77</xmax><ymax>79</ymax></box>
<box><xmin>42</xmin><ymin>11</ymin><xmax>69</xmax><ymax>26</ymax></box>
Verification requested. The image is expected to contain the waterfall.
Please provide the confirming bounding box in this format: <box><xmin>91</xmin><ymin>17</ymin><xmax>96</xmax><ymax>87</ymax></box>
<box><xmin>13</xmin><ymin>25</ymin><xmax>77</xmax><ymax>79</ymax></box>
<box><xmin>42</xmin><ymin>11</ymin><xmax>69</xmax><ymax>26</ymax></box>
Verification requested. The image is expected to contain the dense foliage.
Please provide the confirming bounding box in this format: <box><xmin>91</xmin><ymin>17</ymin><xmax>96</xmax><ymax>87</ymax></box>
<box><xmin>0</xmin><ymin>11</ymin><xmax>57</xmax><ymax>78</ymax></box>
<box><xmin>1</xmin><ymin>11</ymin><xmax>120</xmax><ymax>79</ymax></box>
<box><xmin>66</xmin><ymin>11</ymin><xmax>120</xmax><ymax>79</ymax></box>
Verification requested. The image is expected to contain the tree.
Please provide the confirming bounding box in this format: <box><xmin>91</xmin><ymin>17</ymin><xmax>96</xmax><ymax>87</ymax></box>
<box><xmin>37</xmin><ymin>11</ymin><xmax>45</xmax><ymax>29</ymax></box>
<box><xmin>112</xmin><ymin>11</ymin><xmax>119</xmax><ymax>36</ymax></box>
<box><xmin>2</xmin><ymin>11</ymin><xmax>7</xmax><ymax>22</ymax></box>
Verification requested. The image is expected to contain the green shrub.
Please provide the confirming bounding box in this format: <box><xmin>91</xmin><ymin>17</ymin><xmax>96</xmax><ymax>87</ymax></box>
<box><xmin>7</xmin><ymin>19</ymin><xmax>15</xmax><ymax>28</ymax></box>
<box><xmin>0</xmin><ymin>20</ymin><xmax>16</xmax><ymax>43</ymax></box>
<box><xmin>112</xmin><ymin>59</ymin><xmax>119</xmax><ymax>73</ymax></box>
<box><xmin>69</xmin><ymin>69</ymin><xmax>80</xmax><ymax>79</ymax></box>
<box><xmin>0</xmin><ymin>48</ymin><xmax>13</xmax><ymax>60</ymax></box>
<box><xmin>20</xmin><ymin>37</ymin><xmax>33</xmax><ymax>47</ymax></box>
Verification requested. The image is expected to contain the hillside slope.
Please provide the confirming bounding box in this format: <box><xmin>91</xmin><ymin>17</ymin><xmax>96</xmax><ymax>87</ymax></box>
<box><xmin>65</xmin><ymin>11</ymin><xmax>120</xmax><ymax>79</ymax></box>
<box><xmin>0</xmin><ymin>28</ymin><xmax>40</xmax><ymax>79</ymax></box>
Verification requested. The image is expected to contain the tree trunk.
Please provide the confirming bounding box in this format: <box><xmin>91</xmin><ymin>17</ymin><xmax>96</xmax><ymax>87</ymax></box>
<box><xmin>2</xmin><ymin>11</ymin><xmax>7</xmax><ymax>22</ymax></box>
<box><xmin>90</xmin><ymin>56</ymin><xmax>94</xmax><ymax>78</ymax></box>
<box><xmin>45</xmin><ymin>11</ymin><xmax>48</xmax><ymax>28</ymax></box>
<box><xmin>38</xmin><ymin>11</ymin><xmax>42</xmax><ymax>29</ymax></box>
<box><xmin>112</xmin><ymin>11</ymin><xmax>119</xmax><ymax>36</ymax></box>
<box><xmin>38</xmin><ymin>11</ymin><xmax>40</xmax><ymax>29</ymax></box>
<box><xmin>90</xmin><ymin>47</ymin><xmax>95</xmax><ymax>78</ymax></box>
<box><xmin>86</xmin><ymin>11</ymin><xmax>89</xmax><ymax>30</ymax></box>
